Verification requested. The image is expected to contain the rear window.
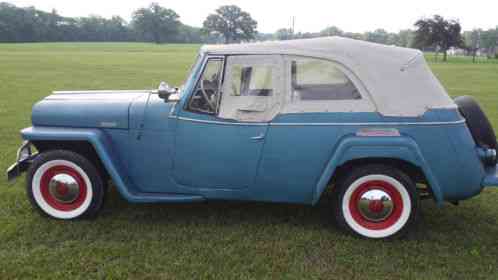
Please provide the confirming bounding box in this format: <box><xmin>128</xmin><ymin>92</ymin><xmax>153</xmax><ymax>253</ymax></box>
<box><xmin>291</xmin><ymin>58</ymin><xmax>361</xmax><ymax>101</ymax></box>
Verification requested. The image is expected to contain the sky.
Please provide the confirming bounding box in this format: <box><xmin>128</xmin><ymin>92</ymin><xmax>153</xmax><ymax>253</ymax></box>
<box><xmin>6</xmin><ymin>0</ymin><xmax>498</xmax><ymax>33</ymax></box>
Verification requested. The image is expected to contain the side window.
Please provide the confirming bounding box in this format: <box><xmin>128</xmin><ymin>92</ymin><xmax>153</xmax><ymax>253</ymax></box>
<box><xmin>231</xmin><ymin>65</ymin><xmax>273</xmax><ymax>97</ymax></box>
<box><xmin>187</xmin><ymin>58</ymin><xmax>223</xmax><ymax>114</ymax></box>
<box><xmin>291</xmin><ymin>58</ymin><xmax>361</xmax><ymax>101</ymax></box>
<box><xmin>218</xmin><ymin>55</ymin><xmax>282</xmax><ymax>122</ymax></box>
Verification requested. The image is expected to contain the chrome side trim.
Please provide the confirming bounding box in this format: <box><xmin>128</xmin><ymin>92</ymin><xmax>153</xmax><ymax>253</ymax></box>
<box><xmin>174</xmin><ymin>116</ymin><xmax>267</xmax><ymax>126</ymax></box>
<box><xmin>53</xmin><ymin>90</ymin><xmax>151</xmax><ymax>95</ymax></box>
<box><xmin>270</xmin><ymin>119</ymin><xmax>466</xmax><ymax>126</ymax></box>
<box><xmin>171</xmin><ymin>115</ymin><xmax>466</xmax><ymax>126</ymax></box>
<box><xmin>356</xmin><ymin>128</ymin><xmax>401</xmax><ymax>137</ymax></box>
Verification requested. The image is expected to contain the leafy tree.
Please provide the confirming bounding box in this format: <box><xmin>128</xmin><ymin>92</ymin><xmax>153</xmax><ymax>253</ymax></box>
<box><xmin>398</xmin><ymin>29</ymin><xmax>414</xmax><ymax>48</ymax></box>
<box><xmin>132</xmin><ymin>3</ymin><xmax>180</xmax><ymax>43</ymax></box>
<box><xmin>1</xmin><ymin>0</ymin><xmax>496</xmax><ymax>52</ymax></box>
<box><xmin>342</xmin><ymin>32</ymin><xmax>364</xmax><ymax>40</ymax></box>
<box><xmin>320</xmin><ymin>26</ymin><xmax>343</xmax><ymax>37</ymax></box>
<box><xmin>290</xmin><ymin>32</ymin><xmax>318</xmax><ymax>39</ymax></box>
<box><xmin>386</xmin><ymin>33</ymin><xmax>400</xmax><ymax>46</ymax></box>
<box><xmin>203</xmin><ymin>5</ymin><xmax>257</xmax><ymax>43</ymax></box>
<box><xmin>175</xmin><ymin>24</ymin><xmax>201</xmax><ymax>43</ymax></box>
<box><xmin>105</xmin><ymin>16</ymin><xmax>133</xmax><ymax>41</ymax></box>
<box><xmin>0</xmin><ymin>2</ymin><xmax>136</xmax><ymax>42</ymax></box>
<box><xmin>175</xmin><ymin>24</ymin><xmax>221</xmax><ymax>43</ymax></box>
<box><xmin>413</xmin><ymin>15</ymin><xmax>463</xmax><ymax>61</ymax></box>
<box><xmin>464</xmin><ymin>29</ymin><xmax>482</xmax><ymax>62</ymax></box>
<box><xmin>0</xmin><ymin>4</ymin><xmax>42</xmax><ymax>42</ymax></box>
<box><xmin>480</xmin><ymin>28</ymin><xmax>498</xmax><ymax>58</ymax></box>
<box><xmin>365</xmin><ymin>29</ymin><xmax>390</xmax><ymax>44</ymax></box>
<box><xmin>78</xmin><ymin>16</ymin><xmax>106</xmax><ymax>41</ymax></box>
<box><xmin>0</xmin><ymin>2</ymin><xmax>22</xmax><ymax>41</ymax></box>
<box><xmin>57</xmin><ymin>18</ymin><xmax>80</xmax><ymax>41</ymax></box>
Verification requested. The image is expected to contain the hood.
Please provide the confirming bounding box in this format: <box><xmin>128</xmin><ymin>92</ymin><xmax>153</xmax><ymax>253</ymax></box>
<box><xmin>32</xmin><ymin>90</ymin><xmax>150</xmax><ymax>129</ymax></box>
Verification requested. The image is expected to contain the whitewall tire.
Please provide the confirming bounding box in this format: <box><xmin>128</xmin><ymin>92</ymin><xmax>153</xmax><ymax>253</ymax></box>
<box><xmin>334</xmin><ymin>165</ymin><xmax>419</xmax><ymax>239</ymax></box>
<box><xmin>27</xmin><ymin>150</ymin><xmax>105</xmax><ymax>220</ymax></box>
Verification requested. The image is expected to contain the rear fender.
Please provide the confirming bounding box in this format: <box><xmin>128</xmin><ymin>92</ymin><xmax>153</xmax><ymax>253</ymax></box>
<box><xmin>313</xmin><ymin>135</ymin><xmax>443</xmax><ymax>205</ymax></box>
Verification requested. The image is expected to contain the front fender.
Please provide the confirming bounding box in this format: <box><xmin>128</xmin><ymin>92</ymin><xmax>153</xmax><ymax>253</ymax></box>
<box><xmin>312</xmin><ymin>135</ymin><xmax>443</xmax><ymax>205</ymax></box>
<box><xmin>20</xmin><ymin>126</ymin><xmax>205</xmax><ymax>203</ymax></box>
<box><xmin>21</xmin><ymin>126</ymin><xmax>140</xmax><ymax>200</ymax></box>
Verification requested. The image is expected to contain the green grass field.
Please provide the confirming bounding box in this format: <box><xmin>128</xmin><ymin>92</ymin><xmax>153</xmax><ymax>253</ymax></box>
<box><xmin>1</xmin><ymin>43</ymin><xmax>498</xmax><ymax>279</ymax></box>
<box><xmin>425</xmin><ymin>53</ymin><xmax>498</xmax><ymax>64</ymax></box>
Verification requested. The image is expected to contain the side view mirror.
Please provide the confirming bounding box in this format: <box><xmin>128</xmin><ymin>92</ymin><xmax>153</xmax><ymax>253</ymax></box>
<box><xmin>157</xmin><ymin>81</ymin><xmax>177</xmax><ymax>102</ymax></box>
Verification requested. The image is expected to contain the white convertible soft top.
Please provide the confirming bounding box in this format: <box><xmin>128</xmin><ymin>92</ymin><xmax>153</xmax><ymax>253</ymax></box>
<box><xmin>201</xmin><ymin>37</ymin><xmax>455</xmax><ymax>117</ymax></box>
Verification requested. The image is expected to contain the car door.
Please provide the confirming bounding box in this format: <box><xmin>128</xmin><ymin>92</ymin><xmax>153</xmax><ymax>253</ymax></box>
<box><xmin>172</xmin><ymin>55</ymin><xmax>284</xmax><ymax>190</ymax></box>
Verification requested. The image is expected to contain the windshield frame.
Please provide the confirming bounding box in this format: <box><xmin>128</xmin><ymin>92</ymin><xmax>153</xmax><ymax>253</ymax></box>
<box><xmin>177</xmin><ymin>52</ymin><xmax>204</xmax><ymax>97</ymax></box>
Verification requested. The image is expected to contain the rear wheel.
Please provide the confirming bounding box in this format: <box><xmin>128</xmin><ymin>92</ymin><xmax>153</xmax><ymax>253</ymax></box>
<box><xmin>26</xmin><ymin>150</ymin><xmax>105</xmax><ymax>220</ymax></box>
<box><xmin>333</xmin><ymin>165</ymin><xmax>419</xmax><ymax>239</ymax></box>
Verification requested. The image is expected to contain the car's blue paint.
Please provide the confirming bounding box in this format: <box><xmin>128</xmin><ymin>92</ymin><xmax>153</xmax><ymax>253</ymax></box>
<box><xmin>173</xmin><ymin>110</ymin><xmax>268</xmax><ymax>190</ymax></box>
<box><xmin>32</xmin><ymin>92</ymin><xmax>147</xmax><ymax>129</ymax></box>
<box><xmin>19</xmin><ymin>52</ymin><xmax>496</xmax><ymax>206</ymax></box>
<box><xmin>127</xmin><ymin>94</ymin><xmax>178</xmax><ymax>192</ymax></box>
<box><xmin>246</xmin><ymin>109</ymin><xmax>483</xmax><ymax>205</ymax></box>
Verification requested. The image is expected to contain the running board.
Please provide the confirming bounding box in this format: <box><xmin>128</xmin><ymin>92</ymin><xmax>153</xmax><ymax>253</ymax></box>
<box><xmin>126</xmin><ymin>192</ymin><xmax>205</xmax><ymax>203</ymax></box>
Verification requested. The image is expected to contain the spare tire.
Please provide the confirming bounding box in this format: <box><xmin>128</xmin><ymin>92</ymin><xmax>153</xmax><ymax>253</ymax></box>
<box><xmin>454</xmin><ymin>96</ymin><xmax>497</xmax><ymax>150</ymax></box>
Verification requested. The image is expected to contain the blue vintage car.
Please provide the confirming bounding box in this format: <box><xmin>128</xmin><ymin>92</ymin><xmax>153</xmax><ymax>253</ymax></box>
<box><xmin>7</xmin><ymin>37</ymin><xmax>498</xmax><ymax>239</ymax></box>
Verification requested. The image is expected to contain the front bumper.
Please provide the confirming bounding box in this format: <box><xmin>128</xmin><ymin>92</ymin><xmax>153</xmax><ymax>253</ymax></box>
<box><xmin>6</xmin><ymin>141</ymin><xmax>37</xmax><ymax>183</ymax></box>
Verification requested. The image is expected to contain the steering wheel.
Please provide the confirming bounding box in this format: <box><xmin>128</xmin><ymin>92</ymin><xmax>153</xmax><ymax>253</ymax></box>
<box><xmin>200</xmin><ymin>78</ymin><xmax>218</xmax><ymax>112</ymax></box>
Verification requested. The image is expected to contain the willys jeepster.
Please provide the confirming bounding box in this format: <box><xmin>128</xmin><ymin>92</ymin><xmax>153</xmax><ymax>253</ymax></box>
<box><xmin>7</xmin><ymin>37</ymin><xmax>498</xmax><ymax>239</ymax></box>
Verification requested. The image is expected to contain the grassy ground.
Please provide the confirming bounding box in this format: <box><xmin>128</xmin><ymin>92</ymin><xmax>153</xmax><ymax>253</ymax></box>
<box><xmin>1</xmin><ymin>43</ymin><xmax>498</xmax><ymax>279</ymax></box>
<box><xmin>425</xmin><ymin>52</ymin><xmax>498</xmax><ymax>64</ymax></box>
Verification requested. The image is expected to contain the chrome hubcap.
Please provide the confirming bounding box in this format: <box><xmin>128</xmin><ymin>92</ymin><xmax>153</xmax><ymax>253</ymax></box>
<box><xmin>357</xmin><ymin>189</ymin><xmax>394</xmax><ymax>222</ymax></box>
<box><xmin>48</xmin><ymin>174</ymin><xmax>80</xmax><ymax>203</ymax></box>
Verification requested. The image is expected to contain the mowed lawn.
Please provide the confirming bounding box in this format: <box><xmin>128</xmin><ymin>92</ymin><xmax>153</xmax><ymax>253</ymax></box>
<box><xmin>1</xmin><ymin>43</ymin><xmax>498</xmax><ymax>279</ymax></box>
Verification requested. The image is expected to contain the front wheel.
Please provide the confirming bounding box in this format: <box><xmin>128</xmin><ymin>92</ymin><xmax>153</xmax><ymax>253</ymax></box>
<box><xmin>26</xmin><ymin>150</ymin><xmax>105</xmax><ymax>220</ymax></box>
<box><xmin>333</xmin><ymin>165</ymin><xmax>419</xmax><ymax>239</ymax></box>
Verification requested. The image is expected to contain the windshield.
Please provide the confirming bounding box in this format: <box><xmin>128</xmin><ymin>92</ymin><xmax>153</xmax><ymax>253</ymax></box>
<box><xmin>177</xmin><ymin>53</ymin><xmax>204</xmax><ymax>96</ymax></box>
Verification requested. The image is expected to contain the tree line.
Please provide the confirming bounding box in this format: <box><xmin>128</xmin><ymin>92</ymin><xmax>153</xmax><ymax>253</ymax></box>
<box><xmin>273</xmin><ymin>27</ymin><xmax>415</xmax><ymax>48</ymax></box>
<box><xmin>276</xmin><ymin>16</ymin><xmax>498</xmax><ymax>62</ymax></box>
<box><xmin>1</xmin><ymin>1</ymin><xmax>497</xmax><ymax>61</ymax></box>
<box><xmin>0</xmin><ymin>2</ymin><xmax>259</xmax><ymax>44</ymax></box>
<box><xmin>0</xmin><ymin>2</ymin><xmax>219</xmax><ymax>43</ymax></box>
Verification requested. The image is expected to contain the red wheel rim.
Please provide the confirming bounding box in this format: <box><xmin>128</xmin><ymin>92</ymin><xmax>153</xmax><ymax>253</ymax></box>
<box><xmin>349</xmin><ymin>180</ymin><xmax>403</xmax><ymax>230</ymax></box>
<box><xmin>39</xmin><ymin>165</ymin><xmax>87</xmax><ymax>211</ymax></box>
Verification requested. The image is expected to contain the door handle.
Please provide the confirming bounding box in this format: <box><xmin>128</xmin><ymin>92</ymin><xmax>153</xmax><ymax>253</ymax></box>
<box><xmin>250</xmin><ymin>133</ymin><xmax>265</xmax><ymax>140</ymax></box>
